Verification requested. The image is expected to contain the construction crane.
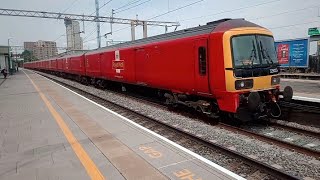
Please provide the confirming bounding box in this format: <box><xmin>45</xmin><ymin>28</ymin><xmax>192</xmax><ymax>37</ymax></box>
<box><xmin>0</xmin><ymin>8</ymin><xmax>180</xmax><ymax>47</ymax></box>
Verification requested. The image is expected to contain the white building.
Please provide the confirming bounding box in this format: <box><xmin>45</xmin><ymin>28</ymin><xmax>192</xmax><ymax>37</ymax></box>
<box><xmin>32</xmin><ymin>41</ymin><xmax>58</xmax><ymax>60</ymax></box>
<box><xmin>0</xmin><ymin>46</ymin><xmax>9</xmax><ymax>70</ymax></box>
<box><xmin>65</xmin><ymin>19</ymin><xmax>83</xmax><ymax>50</ymax></box>
<box><xmin>23</xmin><ymin>41</ymin><xmax>58</xmax><ymax>60</ymax></box>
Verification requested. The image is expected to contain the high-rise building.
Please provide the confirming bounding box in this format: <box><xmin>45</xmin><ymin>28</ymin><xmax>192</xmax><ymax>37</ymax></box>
<box><xmin>24</xmin><ymin>42</ymin><xmax>35</xmax><ymax>52</ymax></box>
<box><xmin>33</xmin><ymin>41</ymin><xmax>58</xmax><ymax>59</ymax></box>
<box><xmin>65</xmin><ymin>19</ymin><xmax>83</xmax><ymax>50</ymax></box>
<box><xmin>23</xmin><ymin>41</ymin><xmax>58</xmax><ymax>60</ymax></box>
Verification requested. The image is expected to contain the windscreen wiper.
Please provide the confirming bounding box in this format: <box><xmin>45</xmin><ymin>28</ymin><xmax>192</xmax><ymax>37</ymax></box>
<box><xmin>259</xmin><ymin>41</ymin><xmax>274</xmax><ymax>65</ymax></box>
<box><xmin>248</xmin><ymin>40</ymin><xmax>257</xmax><ymax>67</ymax></box>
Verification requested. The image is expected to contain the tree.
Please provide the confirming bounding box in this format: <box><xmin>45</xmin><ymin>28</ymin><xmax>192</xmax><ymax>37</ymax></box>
<box><xmin>21</xmin><ymin>50</ymin><xmax>36</xmax><ymax>62</ymax></box>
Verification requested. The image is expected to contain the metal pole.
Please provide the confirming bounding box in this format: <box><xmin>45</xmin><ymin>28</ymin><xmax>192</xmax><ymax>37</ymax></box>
<box><xmin>15</xmin><ymin>48</ymin><xmax>18</xmax><ymax>71</ymax></box>
<box><xmin>111</xmin><ymin>9</ymin><xmax>114</xmax><ymax>34</ymax></box>
<box><xmin>7</xmin><ymin>39</ymin><xmax>9</xmax><ymax>71</ymax></box>
<box><xmin>95</xmin><ymin>0</ymin><xmax>101</xmax><ymax>48</ymax></box>
<box><xmin>82</xmin><ymin>14</ymin><xmax>85</xmax><ymax>33</ymax></box>
<box><xmin>73</xmin><ymin>26</ymin><xmax>76</xmax><ymax>50</ymax></box>
<box><xmin>131</xmin><ymin>20</ymin><xmax>135</xmax><ymax>41</ymax></box>
<box><xmin>7</xmin><ymin>38</ymin><xmax>12</xmax><ymax>75</ymax></box>
<box><xmin>143</xmin><ymin>21</ymin><xmax>147</xmax><ymax>38</ymax></box>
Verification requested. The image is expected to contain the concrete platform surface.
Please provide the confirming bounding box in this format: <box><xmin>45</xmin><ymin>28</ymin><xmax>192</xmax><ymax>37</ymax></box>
<box><xmin>0</xmin><ymin>70</ymin><xmax>243</xmax><ymax>180</ymax></box>
<box><xmin>281</xmin><ymin>78</ymin><xmax>320</xmax><ymax>102</ymax></box>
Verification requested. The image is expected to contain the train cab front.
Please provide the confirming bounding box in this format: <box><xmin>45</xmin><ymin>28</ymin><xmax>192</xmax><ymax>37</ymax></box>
<box><xmin>215</xmin><ymin>20</ymin><xmax>293</xmax><ymax>121</ymax></box>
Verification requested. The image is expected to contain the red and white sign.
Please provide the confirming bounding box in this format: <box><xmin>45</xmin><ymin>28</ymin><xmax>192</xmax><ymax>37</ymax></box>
<box><xmin>277</xmin><ymin>44</ymin><xmax>289</xmax><ymax>64</ymax></box>
<box><xmin>112</xmin><ymin>50</ymin><xmax>125</xmax><ymax>74</ymax></box>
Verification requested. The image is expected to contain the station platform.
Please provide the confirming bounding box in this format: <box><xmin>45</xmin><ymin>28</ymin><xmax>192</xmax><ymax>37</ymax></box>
<box><xmin>0</xmin><ymin>70</ymin><xmax>243</xmax><ymax>180</ymax></box>
<box><xmin>280</xmin><ymin>73</ymin><xmax>320</xmax><ymax>80</ymax></box>
<box><xmin>281</xmin><ymin>78</ymin><xmax>320</xmax><ymax>103</ymax></box>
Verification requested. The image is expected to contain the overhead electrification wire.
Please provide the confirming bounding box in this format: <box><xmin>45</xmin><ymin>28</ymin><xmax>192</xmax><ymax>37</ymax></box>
<box><xmin>114</xmin><ymin>0</ymin><xmax>152</xmax><ymax>14</ymax></box>
<box><xmin>147</xmin><ymin>0</ymin><xmax>204</xmax><ymax>20</ymax></box>
<box><xmin>269</xmin><ymin>20</ymin><xmax>319</xmax><ymax>30</ymax></box>
<box><xmin>114</xmin><ymin>0</ymin><xmax>143</xmax><ymax>11</ymax></box>
<box><xmin>250</xmin><ymin>4</ymin><xmax>320</xmax><ymax>21</ymax></box>
<box><xmin>83</xmin><ymin>28</ymin><xmax>97</xmax><ymax>41</ymax></box>
<box><xmin>179</xmin><ymin>0</ymin><xmax>281</xmax><ymax>22</ymax></box>
<box><xmin>61</xmin><ymin>0</ymin><xmax>80</xmax><ymax>14</ymax></box>
<box><xmin>83</xmin><ymin>0</ymin><xmax>113</xmax><ymax>41</ymax></box>
<box><xmin>84</xmin><ymin>0</ymin><xmax>204</xmax><ymax>44</ymax></box>
<box><xmin>53</xmin><ymin>0</ymin><xmax>80</xmax><ymax>47</ymax></box>
<box><xmin>85</xmin><ymin>0</ymin><xmax>311</xmax><ymax>47</ymax></box>
<box><xmin>53</xmin><ymin>34</ymin><xmax>65</xmax><ymax>42</ymax></box>
<box><xmin>84</xmin><ymin>19</ymin><xmax>320</xmax><ymax>45</ymax></box>
<box><xmin>84</xmin><ymin>0</ymin><xmax>150</xmax><ymax>41</ymax></box>
<box><xmin>109</xmin><ymin>0</ymin><xmax>205</xmax><ymax>35</ymax></box>
<box><xmin>89</xmin><ymin>0</ymin><xmax>113</xmax><ymax>16</ymax></box>
<box><xmin>84</xmin><ymin>0</ymin><xmax>150</xmax><ymax>42</ymax></box>
<box><xmin>111</xmin><ymin>0</ymin><xmax>278</xmax><ymax>35</ymax></box>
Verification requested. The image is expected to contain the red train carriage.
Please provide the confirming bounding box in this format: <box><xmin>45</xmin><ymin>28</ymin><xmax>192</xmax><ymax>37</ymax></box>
<box><xmin>84</xmin><ymin>51</ymin><xmax>100</xmax><ymax>78</ymax></box>
<box><xmin>51</xmin><ymin>59</ymin><xmax>57</xmax><ymax>70</ymax></box>
<box><xmin>24</xmin><ymin>19</ymin><xmax>293</xmax><ymax>121</ymax></box>
<box><xmin>69</xmin><ymin>54</ymin><xmax>85</xmax><ymax>76</ymax></box>
<box><xmin>56</xmin><ymin>57</ymin><xmax>64</xmax><ymax>73</ymax></box>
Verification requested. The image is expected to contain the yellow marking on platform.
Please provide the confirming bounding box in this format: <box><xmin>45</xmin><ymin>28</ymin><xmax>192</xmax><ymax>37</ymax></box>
<box><xmin>139</xmin><ymin>146</ymin><xmax>162</xmax><ymax>158</ymax></box>
<box><xmin>23</xmin><ymin>71</ymin><xmax>105</xmax><ymax>180</ymax></box>
<box><xmin>174</xmin><ymin>169</ymin><xmax>202</xmax><ymax>180</ymax></box>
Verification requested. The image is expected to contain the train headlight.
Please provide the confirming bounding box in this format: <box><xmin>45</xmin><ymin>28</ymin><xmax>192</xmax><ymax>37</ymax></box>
<box><xmin>235</xmin><ymin>79</ymin><xmax>253</xmax><ymax>90</ymax></box>
<box><xmin>271</xmin><ymin>76</ymin><xmax>280</xmax><ymax>85</ymax></box>
<box><xmin>240</xmin><ymin>81</ymin><xmax>245</xmax><ymax>88</ymax></box>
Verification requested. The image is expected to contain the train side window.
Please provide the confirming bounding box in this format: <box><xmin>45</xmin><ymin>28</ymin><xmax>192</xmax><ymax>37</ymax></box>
<box><xmin>198</xmin><ymin>47</ymin><xmax>206</xmax><ymax>75</ymax></box>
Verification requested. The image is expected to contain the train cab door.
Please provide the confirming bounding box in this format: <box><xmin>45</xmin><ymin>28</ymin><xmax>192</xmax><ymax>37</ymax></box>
<box><xmin>135</xmin><ymin>48</ymin><xmax>147</xmax><ymax>85</ymax></box>
<box><xmin>194</xmin><ymin>39</ymin><xmax>210</xmax><ymax>94</ymax></box>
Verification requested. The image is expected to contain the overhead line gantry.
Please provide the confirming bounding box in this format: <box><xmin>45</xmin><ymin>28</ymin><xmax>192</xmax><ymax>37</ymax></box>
<box><xmin>0</xmin><ymin>8</ymin><xmax>180</xmax><ymax>46</ymax></box>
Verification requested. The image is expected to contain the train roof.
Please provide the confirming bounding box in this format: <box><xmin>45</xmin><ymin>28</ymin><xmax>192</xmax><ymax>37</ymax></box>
<box><xmin>88</xmin><ymin>18</ymin><xmax>262</xmax><ymax>54</ymax></box>
<box><xmin>30</xmin><ymin>18</ymin><xmax>263</xmax><ymax>61</ymax></box>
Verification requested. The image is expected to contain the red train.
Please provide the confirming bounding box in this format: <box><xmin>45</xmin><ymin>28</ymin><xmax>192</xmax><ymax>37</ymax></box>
<box><xmin>25</xmin><ymin>19</ymin><xmax>293</xmax><ymax>121</ymax></box>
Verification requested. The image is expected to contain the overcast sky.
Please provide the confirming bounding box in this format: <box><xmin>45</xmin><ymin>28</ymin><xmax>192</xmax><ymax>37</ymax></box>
<box><xmin>0</xmin><ymin>0</ymin><xmax>319</xmax><ymax>53</ymax></box>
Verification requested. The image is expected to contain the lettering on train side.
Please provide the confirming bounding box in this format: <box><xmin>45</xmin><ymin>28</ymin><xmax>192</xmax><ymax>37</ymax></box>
<box><xmin>173</xmin><ymin>169</ymin><xmax>202</xmax><ymax>180</ymax></box>
<box><xmin>139</xmin><ymin>146</ymin><xmax>162</xmax><ymax>158</ymax></box>
<box><xmin>113</xmin><ymin>50</ymin><xmax>125</xmax><ymax>74</ymax></box>
<box><xmin>112</xmin><ymin>61</ymin><xmax>125</xmax><ymax>70</ymax></box>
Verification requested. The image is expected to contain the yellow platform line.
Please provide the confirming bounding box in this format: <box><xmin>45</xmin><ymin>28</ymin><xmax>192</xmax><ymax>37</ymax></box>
<box><xmin>24</xmin><ymin>71</ymin><xmax>105</xmax><ymax>180</ymax></box>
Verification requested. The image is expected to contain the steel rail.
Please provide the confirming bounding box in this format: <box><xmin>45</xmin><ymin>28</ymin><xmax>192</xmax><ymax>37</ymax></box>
<box><xmin>279</xmin><ymin>100</ymin><xmax>320</xmax><ymax>114</ymax></box>
<box><xmin>218</xmin><ymin>123</ymin><xmax>320</xmax><ymax>159</ymax></box>
<box><xmin>269</xmin><ymin>121</ymin><xmax>320</xmax><ymax>139</ymax></box>
<box><xmin>36</xmin><ymin>71</ymin><xmax>299</xmax><ymax>180</ymax></box>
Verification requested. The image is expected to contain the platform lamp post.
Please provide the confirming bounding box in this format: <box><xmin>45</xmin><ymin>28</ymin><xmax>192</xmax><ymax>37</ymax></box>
<box><xmin>7</xmin><ymin>38</ymin><xmax>13</xmax><ymax>75</ymax></box>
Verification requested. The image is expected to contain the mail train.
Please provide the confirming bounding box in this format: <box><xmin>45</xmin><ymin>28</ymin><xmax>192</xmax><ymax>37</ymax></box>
<box><xmin>24</xmin><ymin>19</ymin><xmax>293</xmax><ymax>121</ymax></box>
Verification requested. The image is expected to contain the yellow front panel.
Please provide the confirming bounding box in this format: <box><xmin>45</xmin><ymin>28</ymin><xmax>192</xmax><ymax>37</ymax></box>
<box><xmin>223</xmin><ymin>27</ymin><xmax>278</xmax><ymax>92</ymax></box>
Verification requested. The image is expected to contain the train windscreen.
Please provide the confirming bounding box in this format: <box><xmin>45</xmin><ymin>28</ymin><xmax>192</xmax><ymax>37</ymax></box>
<box><xmin>231</xmin><ymin>35</ymin><xmax>278</xmax><ymax>69</ymax></box>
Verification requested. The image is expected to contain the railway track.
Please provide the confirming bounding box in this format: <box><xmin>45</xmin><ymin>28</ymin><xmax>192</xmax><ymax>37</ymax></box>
<box><xmin>269</xmin><ymin>121</ymin><xmax>320</xmax><ymax>138</ymax></box>
<box><xmin>120</xmin><ymin>85</ymin><xmax>320</xmax><ymax>159</ymax></box>
<box><xmin>36</xmin><ymin>71</ymin><xmax>299</xmax><ymax>180</ymax></box>
<box><xmin>219</xmin><ymin>123</ymin><xmax>320</xmax><ymax>159</ymax></box>
<box><xmin>279</xmin><ymin>99</ymin><xmax>320</xmax><ymax>129</ymax></box>
<box><xmin>279</xmin><ymin>100</ymin><xmax>320</xmax><ymax>114</ymax></box>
